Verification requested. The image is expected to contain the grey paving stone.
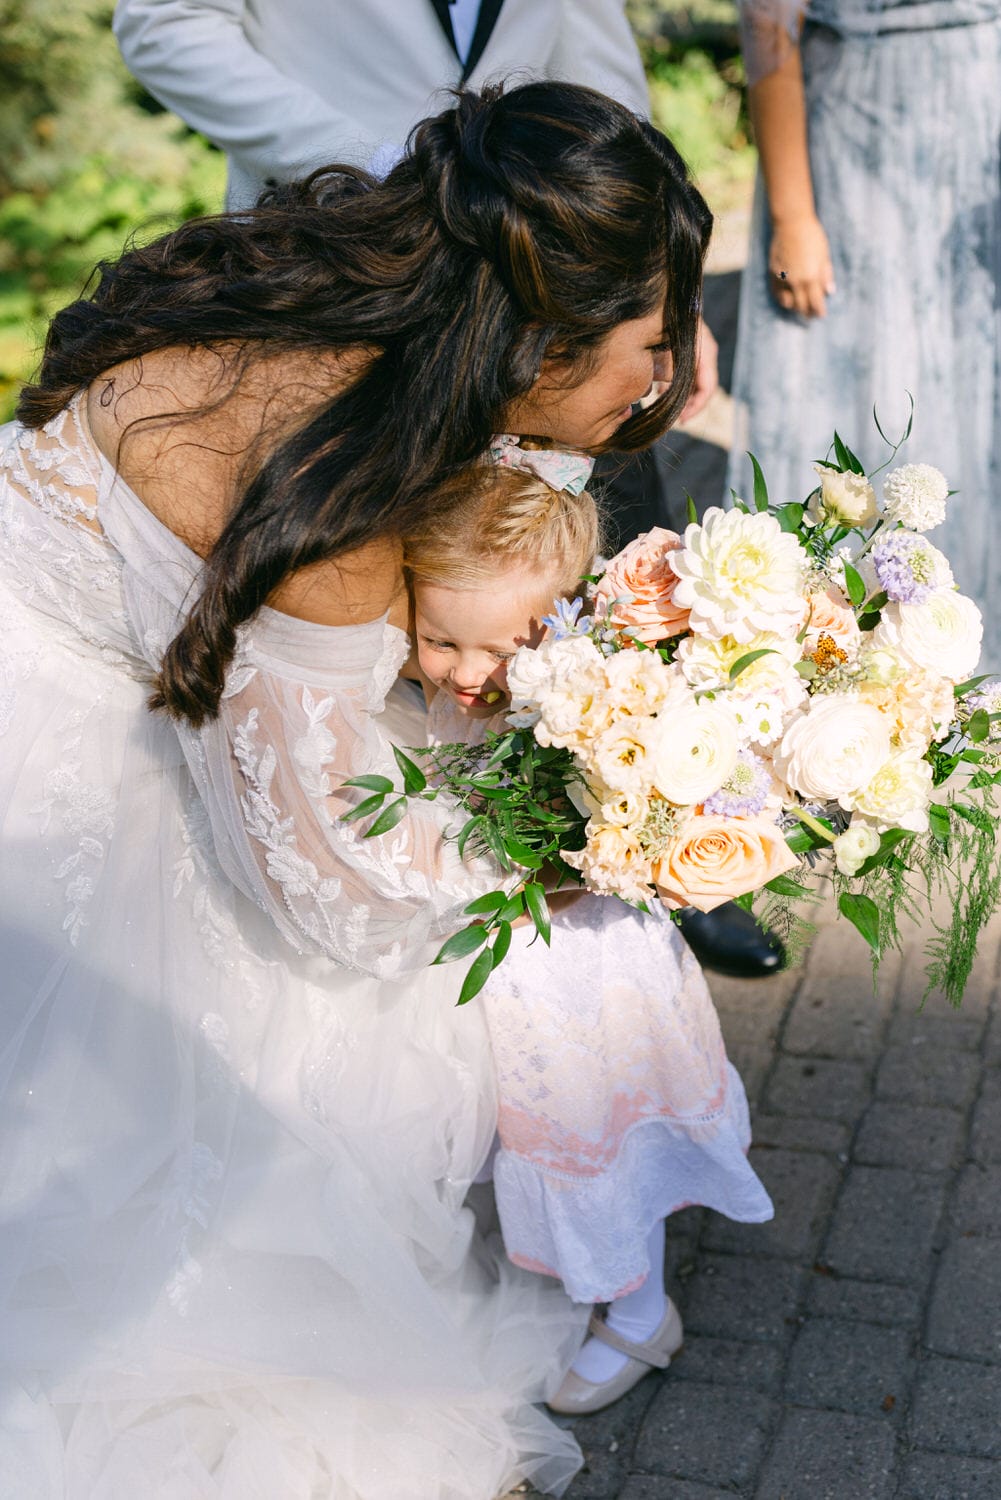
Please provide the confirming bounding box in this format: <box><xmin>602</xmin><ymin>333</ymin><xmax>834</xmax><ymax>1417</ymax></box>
<box><xmin>711</xmin><ymin>969</ymin><xmax>800</xmax><ymax>1044</ymax></box>
<box><xmin>764</xmin><ymin>1055</ymin><xmax>871</xmax><ymax>1122</ymax></box>
<box><xmin>927</xmin><ymin>1239</ymin><xmax>1001</xmax><ymax>1361</ymax></box>
<box><xmin>874</xmin><ymin>1044</ymin><xmax>980</xmax><ymax>1109</ymax></box>
<box><xmin>750</xmin><ymin>1113</ymin><xmax>852</xmax><ymax>1156</ymax></box>
<box><xmin>886</xmin><ymin>1013</ymin><xmax>986</xmax><ymax>1054</ymax></box>
<box><xmin>783</xmin><ymin>974</ymin><xmax>893</xmax><ymax>1060</ymax></box>
<box><xmin>983</xmin><ymin>1015</ymin><xmax>1001</xmax><ymax>1063</ymax></box>
<box><xmin>897</xmin><ymin>1450</ymin><xmax>1001</xmax><ymax>1499</ymax></box>
<box><xmin>669</xmin><ymin>1334</ymin><xmax>783</xmax><ymax>1392</ymax></box>
<box><xmin>724</xmin><ymin>1041</ymin><xmax>773</xmax><ymax>1110</ymax></box>
<box><xmin>970</xmin><ymin>1093</ymin><xmax>1001</xmax><ymax>1164</ymax></box>
<box><xmin>950</xmin><ymin>1163</ymin><xmax>1001</xmax><ymax>1236</ymax></box>
<box><xmin>681</xmin><ymin>1255</ymin><xmax>806</xmax><ymax>1345</ymax></box>
<box><xmin>701</xmin><ymin>1149</ymin><xmax>840</xmax><ymax>1260</ymax></box>
<box><xmin>618</xmin><ymin>1480</ymin><xmax>738</xmax><ymax>1500</ymax></box>
<box><xmin>561</xmin><ymin>1376</ymin><xmax>658</xmax><ymax>1500</ymax></box>
<box><xmin>853</xmin><ymin>1102</ymin><xmax>966</xmax><ymax>1173</ymax></box>
<box><xmin>634</xmin><ymin>1381</ymin><xmax>774</xmax><ymax>1487</ymax></box>
<box><xmin>911</xmin><ymin>1357</ymin><xmax>1001</xmax><ymax>1458</ymax></box>
<box><xmin>783</xmin><ymin>1317</ymin><xmax>913</xmax><ymax>1417</ymax></box>
<box><xmin>754</xmin><ymin>1408</ymin><xmax>896</xmax><ymax>1500</ymax></box>
<box><xmin>806</xmin><ymin>1273</ymin><xmax>922</xmax><ymax>1328</ymax></box>
<box><xmin>822</xmin><ymin>1167</ymin><xmax>946</xmax><ymax>1284</ymax></box>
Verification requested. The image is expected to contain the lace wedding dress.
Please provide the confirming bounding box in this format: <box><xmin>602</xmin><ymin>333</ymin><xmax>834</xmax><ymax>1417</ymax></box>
<box><xmin>0</xmin><ymin>396</ymin><xmax>588</xmax><ymax>1500</ymax></box>
<box><xmin>426</xmin><ymin>696</ymin><xmax>774</xmax><ymax>1306</ymax></box>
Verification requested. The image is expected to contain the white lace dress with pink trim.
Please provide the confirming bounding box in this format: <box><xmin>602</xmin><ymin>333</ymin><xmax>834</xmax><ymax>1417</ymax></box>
<box><xmin>426</xmin><ymin>694</ymin><xmax>775</xmax><ymax>1305</ymax></box>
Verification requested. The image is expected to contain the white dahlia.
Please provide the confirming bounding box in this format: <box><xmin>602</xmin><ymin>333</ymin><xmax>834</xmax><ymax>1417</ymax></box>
<box><xmin>670</xmin><ymin>507</ymin><xmax>808</xmax><ymax>643</ymax></box>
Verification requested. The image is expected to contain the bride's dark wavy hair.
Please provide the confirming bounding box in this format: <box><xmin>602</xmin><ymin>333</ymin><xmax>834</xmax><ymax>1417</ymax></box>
<box><xmin>18</xmin><ymin>81</ymin><xmax>711</xmax><ymax>726</ymax></box>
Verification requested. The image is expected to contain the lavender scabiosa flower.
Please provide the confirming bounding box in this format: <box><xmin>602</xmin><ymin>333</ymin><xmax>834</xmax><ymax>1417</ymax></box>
<box><xmin>702</xmin><ymin>749</ymin><xmax>771</xmax><ymax>818</ymax></box>
<box><xmin>872</xmin><ymin>531</ymin><xmax>953</xmax><ymax>605</ymax></box>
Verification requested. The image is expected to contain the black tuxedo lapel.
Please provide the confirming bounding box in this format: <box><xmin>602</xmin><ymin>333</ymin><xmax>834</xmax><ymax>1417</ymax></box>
<box><xmin>429</xmin><ymin>0</ymin><xmax>460</xmax><ymax>58</ymax></box>
<box><xmin>462</xmin><ymin>0</ymin><xmax>505</xmax><ymax>82</ymax></box>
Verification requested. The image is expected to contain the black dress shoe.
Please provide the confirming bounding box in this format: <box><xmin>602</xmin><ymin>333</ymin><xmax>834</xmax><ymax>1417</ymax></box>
<box><xmin>677</xmin><ymin>902</ymin><xmax>785</xmax><ymax>979</ymax></box>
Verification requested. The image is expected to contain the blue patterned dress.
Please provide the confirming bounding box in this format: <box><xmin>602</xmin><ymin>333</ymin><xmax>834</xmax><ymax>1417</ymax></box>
<box><xmin>728</xmin><ymin>0</ymin><xmax>1001</xmax><ymax>656</ymax></box>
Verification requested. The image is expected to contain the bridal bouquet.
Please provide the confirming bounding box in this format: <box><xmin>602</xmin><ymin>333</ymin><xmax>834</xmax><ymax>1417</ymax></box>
<box><xmin>349</xmin><ymin>426</ymin><xmax>1001</xmax><ymax>1005</ymax></box>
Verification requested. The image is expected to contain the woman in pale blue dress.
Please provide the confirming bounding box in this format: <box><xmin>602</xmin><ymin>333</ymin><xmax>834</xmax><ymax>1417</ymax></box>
<box><xmin>728</xmin><ymin>0</ymin><xmax>1001</xmax><ymax>657</ymax></box>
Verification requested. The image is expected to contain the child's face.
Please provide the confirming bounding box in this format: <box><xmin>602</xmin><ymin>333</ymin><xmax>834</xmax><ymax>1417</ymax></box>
<box><xmin>414</xmin><ymin>565</ymin><xmax>555</xmax><ymax>718</ymax></box>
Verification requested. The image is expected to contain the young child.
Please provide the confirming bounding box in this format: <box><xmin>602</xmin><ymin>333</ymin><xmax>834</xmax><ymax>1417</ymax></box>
<box><xmin>403</xmin><ymin>439</ymin><xmax>773</xmax><ymax>1415</ymax></box>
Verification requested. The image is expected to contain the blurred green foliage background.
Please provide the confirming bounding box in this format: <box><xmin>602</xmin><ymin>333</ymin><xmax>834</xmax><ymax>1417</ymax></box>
<box><xmin>0</xmin><ymin>0</ymin><xmax>748</xmax><ymax>420</ymax></box>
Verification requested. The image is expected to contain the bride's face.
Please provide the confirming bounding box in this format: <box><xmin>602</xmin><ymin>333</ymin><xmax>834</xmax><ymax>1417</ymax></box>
<box><xmin>502</xmin><ymin>303</ymin><xmax>670</xmax><ymax>451</ymax></box>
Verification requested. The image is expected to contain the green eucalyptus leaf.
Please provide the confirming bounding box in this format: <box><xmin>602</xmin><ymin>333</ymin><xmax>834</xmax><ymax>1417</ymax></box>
<box><xmin>928</xmin><ymin>802</ymin><xmax>951</xmax><ymax>844</ymax></box>
<box><xmin>341</xmin><ymin>791</ymin><xmax>392</xmax><ymax>824</ymax></box>
<box><xmin>365</xmin><ymin>796</ymin><xmax>409</xmax><ymax>837</ymax></box>
<box><xmin>838</xmin><ymin>891</ymin><xmax>881</xmax><ymax>953</ymax></box>
<box><xmin>456</xmin><ymin>947</ymin><xmax>495</xmax><ymax>1005</ymax></box>
<box><xmin>490</xmin><ymin>920</ymin><xmax>513</xmax><ymax>969</ymax></box>
<box><xmin>968</xmin><ymin>709</ymin><xmax>991</xmax><ymax>744</ymax></box>
<box><xmin>392</xmin><ymin>745</ymin><xmax>427</xmax><ymax>794</ymax></box>
<box><xmin>523</xmin><ymin>881</ymin><xmax>552</xmax><ymax>945</ymax></box>
<box><xmin>729</xmin><ymin>647</ymin><xmax>777</xmax><ymax>682</ymax></box>
<box><xmin>342</xmin><ymin>774</ymin><xmax>394</xmax><ymax>795</ymax></box>
<box><xmin>748</xmin><ymin>452</ymin><xmax>770</xmax><ymax>512</ymax></box>
<box><xmin>463</xmin><ymin>891</ymin><xmax>509</xmax><ymax>916</ymax></box>
<box><xmin>842</xmin><ymin>563</ymin><xmax>867</xmax><ymax>609</ymax></box>
<box><xmin>433</xmin><ymin>924</ymin><xmax>489</xmax><ymax>965</ymax></box>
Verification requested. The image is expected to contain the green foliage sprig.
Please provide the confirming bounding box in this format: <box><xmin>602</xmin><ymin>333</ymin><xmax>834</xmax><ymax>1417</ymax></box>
<box><xmin>342</xmin><ymin>734</ymin><xmax>586</xmax><ymax>1004</ymax></box>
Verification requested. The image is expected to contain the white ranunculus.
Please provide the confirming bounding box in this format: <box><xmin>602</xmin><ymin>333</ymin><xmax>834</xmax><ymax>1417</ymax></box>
<box><xmin>809</xmin><ymin>466</ymin><xmax>878</xmax><ymax>528</ymax></box>
<box><xmin>871</xmin><ymin>589</ymin><xmax>983</xmax><ymax>684</ymax></box>
<box><xmin>845</xmin><ymin>749</ymin><xmax>934</xmax><ymax>832</ymax></box>
<box><xmin>507</xmin><ymin>641</ymin><xmax>557</xmax><ymax>702</ymax></box>
<box><xmin>774</xmin><ymin>695</ymin><xmax>892</xmax><ymax>804</ymax></box>
<box><xmin>669</xmin><ymin>507</ymin><xmax>808</xmax><ymax>643</ymax></box>
<box><xmin>881</xmin><ymin>464</ymin><xmax>949</xmax><ymax>531</ymax></box>
<box><xmin>648</xmin><ymin>699</ymin><xmax>740</xmax><ymax>806</ymax></box>
<box><xmin>832</xmin><ymin>821</ymin><xmax>881</xmax><ymax>876</ymax></box>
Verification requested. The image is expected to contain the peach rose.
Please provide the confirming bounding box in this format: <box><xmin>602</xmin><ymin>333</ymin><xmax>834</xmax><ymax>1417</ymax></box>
<box><xmin>653</xmin><ymin>814</ymin><xmax>800</xmax><ymax>913</ymax></box>
<box><xmin>594</xmin><ymin>527</ymin><xmax>690</xmax><ymax>645</ymax></box>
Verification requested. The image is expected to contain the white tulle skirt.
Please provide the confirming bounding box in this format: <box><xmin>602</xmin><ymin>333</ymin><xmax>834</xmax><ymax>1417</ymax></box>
<box><xmin>0</xmin><ymin>637</ymin><xmax>587</xmax><ymax>1498</ymax></box>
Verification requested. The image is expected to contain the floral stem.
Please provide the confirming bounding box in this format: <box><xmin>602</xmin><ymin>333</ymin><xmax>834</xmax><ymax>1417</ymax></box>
<box><xmin>792</xmin><ymin>806</ymin><xmax>837</xmax><ymax>843</ymax></box>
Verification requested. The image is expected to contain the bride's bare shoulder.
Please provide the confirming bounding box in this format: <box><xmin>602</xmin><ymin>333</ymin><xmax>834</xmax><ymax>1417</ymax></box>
<box><xmin>85</xmin><ymin>344</ymin><xmax>361</xmax><ymax>557</ymax></box>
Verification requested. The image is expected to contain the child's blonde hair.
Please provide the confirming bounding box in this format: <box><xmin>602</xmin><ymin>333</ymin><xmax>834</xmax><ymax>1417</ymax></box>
<box><xmin>405</xmin><ymin>466</ymin><xmax>601</xmax><ymax>597</ymax></box>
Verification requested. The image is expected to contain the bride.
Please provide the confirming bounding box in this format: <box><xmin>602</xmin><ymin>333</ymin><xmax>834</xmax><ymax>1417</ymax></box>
<box><xmin>0</xmin><ymin>82</ymin><xmax>710</xmax><ymax>1499</ymax></box>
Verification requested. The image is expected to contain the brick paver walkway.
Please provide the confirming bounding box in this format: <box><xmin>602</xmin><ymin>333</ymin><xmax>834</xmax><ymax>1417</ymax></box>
<box><xmin>508</xmin><ymin>200</ymin><xmax>1001</xmax><ymax>1500</ymax></box>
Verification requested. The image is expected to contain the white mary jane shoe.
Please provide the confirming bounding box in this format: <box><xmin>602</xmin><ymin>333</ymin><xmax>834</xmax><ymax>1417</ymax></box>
<box><xmin>546</xmin><ymin>1300</ymin><xmax>684</xmax><ymax>1416</ymax></box>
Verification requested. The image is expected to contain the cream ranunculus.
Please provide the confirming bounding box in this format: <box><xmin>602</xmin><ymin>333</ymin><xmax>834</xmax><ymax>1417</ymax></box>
<box><xmin>832</xmin><ymin>821</ymin><xmax>881</xmax><ymax>876</ymax></box>
<box><xmin>774</xmin><ymin>695</ymin><xmax>892</xmax><ymax>805</ymax></box>
<box><xmin>669</xmin><ymin>507</ymin><xmax>808</xmax><ymax>643</ymax></box>
<box><xmin>871</xmin><ymin>589</ymin><xmax>983</xmax><ymax>684</ymax></box>
<box><xmin>562</xmin><ymin>821</ymin><xmax>654</xmax><ymax>902</ymax></box>
<box><xmin>807</xmin><ymin>466</ymin><xmax>878</xmax><ymax>528</ymax></box>
<box><xmin>647</xmin><ymin>699</ymin><xmax>740</xmax><ymax>806</ymax></box>
<box><xmin>843</xmin><ymin>748</ymin><xmax>934</xmax><ymax>832</ymax></box>
<box><xmin>653</xmin><ymin>814</ymin><xmax>800</xmax><ymax>912</ymax></box>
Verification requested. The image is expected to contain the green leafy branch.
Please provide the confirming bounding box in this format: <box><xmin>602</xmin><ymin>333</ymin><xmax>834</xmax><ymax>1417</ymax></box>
<box><xmin>341</xmin><ymin>733</ymin><xmax>586</xmax><ymax>1004</ymax></box>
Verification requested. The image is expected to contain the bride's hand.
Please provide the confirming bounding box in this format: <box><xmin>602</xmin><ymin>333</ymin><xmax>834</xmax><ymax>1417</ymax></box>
<box><xmin>768</xmin><ymin>213</ymin><xmax>835</xmax><ymax>318</ymax></box>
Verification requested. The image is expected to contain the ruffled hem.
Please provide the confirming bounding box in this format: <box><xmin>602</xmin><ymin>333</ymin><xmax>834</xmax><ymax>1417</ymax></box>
<box><xmin>493</xmin><ymin>1063</ymin><xmax>774</xmax><ymax>1304</ymax></box>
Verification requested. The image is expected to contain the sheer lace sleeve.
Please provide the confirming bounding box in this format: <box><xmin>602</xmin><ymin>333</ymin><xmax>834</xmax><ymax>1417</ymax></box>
<box><xmin>738</xmin><ymin>0</ymin><xmax>805</xmax><ymax>86</ymax></box>
<box><xmin>114</xmin><ymin>525</ymin><xmax>506</xmax><ymax>977</ymax></box>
